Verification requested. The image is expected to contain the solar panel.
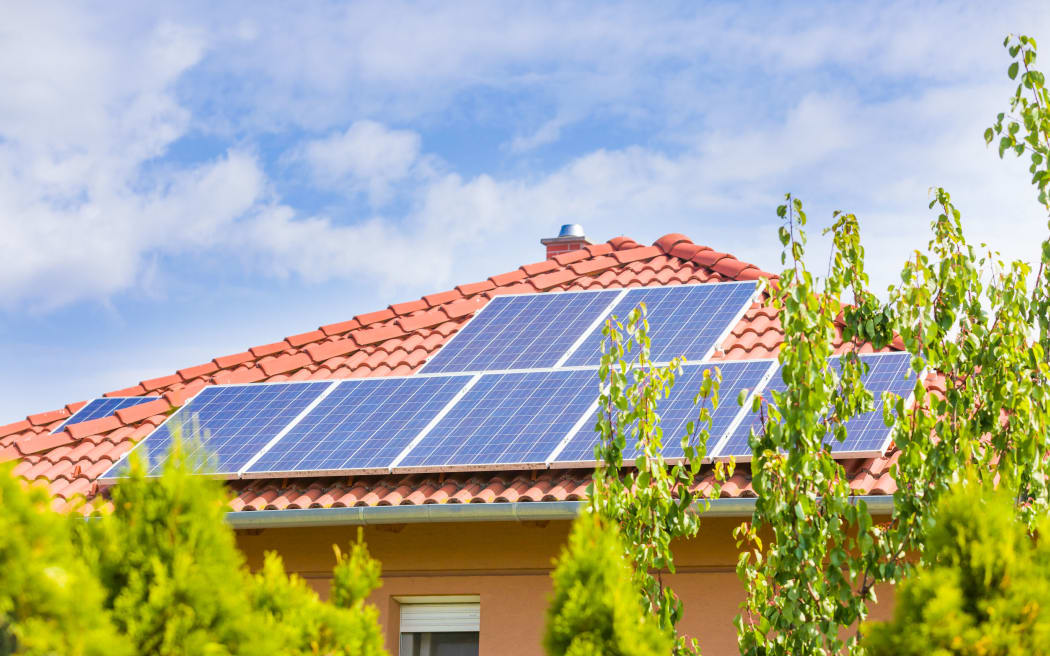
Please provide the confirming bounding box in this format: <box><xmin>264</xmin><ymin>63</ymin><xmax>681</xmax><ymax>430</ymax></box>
<box><xmin>562</xmin><ymin>282</ymin><xmax>757</xmax><ymax>367</ymax></box>
<box><xmin>102</xmin><ymin>381</ymin><xmax>333</xmax><ymax>478</ymax></box>
<box><xmin>550</xmin><ymin>360</ymin><xmax>775</xmax><ymax>465</ymax></box>
<box><xmin>244</xmin><ymin>375</ymin><xmax>473</xmax><ymax>476</ymax></box>
<box><xmin>713</xmin><ymin>352</ymin><xmax>915</xmax><ymax>459</ymax></box>
<box><xmin>52</xmin><ymin>397</ymin><xmax>161</xmax><ymax>434</ymax></box>
<box><xmin>394</xmin><ymin>369</ymin><xmax>599</xmax><ymax>469</ymax></box>
<box><xmin>419</xmin><ymin>289</ymin><xmax>622</xmax><ymax>374</ymax></box>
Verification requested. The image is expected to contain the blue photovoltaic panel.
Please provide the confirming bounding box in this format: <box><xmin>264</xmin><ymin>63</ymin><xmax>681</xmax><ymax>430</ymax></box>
<box><xmin>245</xmin><ymin>375</ymin><xmax>473</xmax><ymax>475</ymax></box>
<box><xmin>397</xmin><ymin>369</ymin><xmax>598</xmax><ymax>468</ymax></box>
<box><xmin>552</xmin><ymin>360</ymin><xmax>774</xmax><ymax>464</ymax></box>
<box><xmin>562</xmin><ymin>282</ymin><xmax>757</xmax><ymax>367</ymax></box>
<box><xmin>715</xmin><ymin>352</ymin><xmax>915</xmax><ymax>459</ymax></box>
<box><xmin>833</xmin><ymin>352</ymin><xmax>915</xmax><ymax>453</ymax></box>
<box><xmin>102</xmin><ymin>382</ymin><xmax>332</xmax><ymax>478</ymax></box>
<box><xmin>52</xmin><ymin>397</ymin><xmax>161</xmax><ymax>434</ymax></box>
<box><xmin>420</xmin><ymin>290</ymin><xmax>621</xmax><ymax>373</ymax></box>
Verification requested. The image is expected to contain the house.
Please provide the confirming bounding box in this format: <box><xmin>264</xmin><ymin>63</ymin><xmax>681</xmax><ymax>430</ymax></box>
<box><xmin>0</xmin><ymin>229</ymin><xmax>909</xmax><ymax>656</ymax></box>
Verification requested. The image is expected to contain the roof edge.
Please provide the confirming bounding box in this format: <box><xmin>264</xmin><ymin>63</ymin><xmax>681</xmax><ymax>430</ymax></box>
<box><xmin>224</xmin><ymin>495</ymin><xmax>894</xmax><ymax>529</ymax></box>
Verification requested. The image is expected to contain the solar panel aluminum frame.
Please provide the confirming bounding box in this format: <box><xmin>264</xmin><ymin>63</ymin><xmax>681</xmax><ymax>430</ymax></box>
<box><xmin>706</xmin><ymin>352</ymin><xmax>922</xmax><ymax>463</ymax></box>
<box><xmin>98</xmin><ymin>379</ymin><xmax>340</xmax><ymax>484</ymax></box>
<box><xmin>546</xmin><ymin>359</ymin><xmax>779</xmax><ymax>470</ymax></box>
<box><xmin>247</xmin><ymin>372</ymin><xmax>481</xmax><ymax>479</ymax></box>
<box><xmin>417</xmin><ymin>281</ymin><xmax>762</xmax><ymax>375</ymax></box>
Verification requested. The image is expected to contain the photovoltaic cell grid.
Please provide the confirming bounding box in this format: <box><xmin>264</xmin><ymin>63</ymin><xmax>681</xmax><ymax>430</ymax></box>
<box><xmin>420</xmin><ymin>290</ymin><xmax>621</xmax><ymax>373</ymax></box>
<box><xmin>562</xmin><ymin>282</ymin><xmax>757</xmax><ymax>367</ymax></box>
<box><xmin>715</xmin><ymin>352</ymin><xmax>915</xmax><ymax>459</ymax></box>
<box><xmin>552</xmin><ymin>360</ymin><xmax>775</xmax><ymax>464</ymax></box>
<box><xmin>102</xmin><ymin>382</ymin><xmax>332</xmax><ymax>478</ymax></box>
<box><xmin>397</xmin><ymin>369</ymin><xmax>599</xmax><ymax>468</ymax></box>
<box><xmin>51</xmin><ymin>397</ymin><xmax>160</xmax><ymax>434</ymax></box>
<box><xmin>246</xmin><ymin>375</ymin><xmax>473</xmax><ymax>475</ymax></box>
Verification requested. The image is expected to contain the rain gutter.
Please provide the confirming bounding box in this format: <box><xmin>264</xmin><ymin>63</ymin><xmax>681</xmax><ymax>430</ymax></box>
<box><xmin>225</xmin><ymin>495</ymin><xmax>894</xmax><ymax>529</ymax></box>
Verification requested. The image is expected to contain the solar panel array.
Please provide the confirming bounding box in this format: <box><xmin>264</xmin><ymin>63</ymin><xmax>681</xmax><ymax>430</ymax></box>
<box><xmin>122</xmin><ymin>382</ymin><xmax>333</xmax><ymax>477</ymax></box>
<box><xmin>714</xmin><ymin>352</ymin><xmax>916</xmax><ymax>460</ymax></box>
<box><xmin>397</xmin><ymin>369</ymin><xmax>598</xmax><ymax>469</ymax></box>
<box><xmin>52</xmin><ymin>397</ymin><xmax>161</xmax><ymax>434</ymax></box>
<box><xmin>101</xmin><ymin>282</ymin><xmax>914</xmax><ymax>481</ymax></box>
<box><xmin>421</xmin><ymin>290</ymin><xmax>622</xmax><ymax>373</ymax></box>
<box><xmin>246</xmin><ymin>375</ymin><xmax>472</xmax><ymax>476</ymax></box>
<box><xmin>562</xmin><ymin>282</ymin><xmax>759</xmax><ymax>367</ymax></box>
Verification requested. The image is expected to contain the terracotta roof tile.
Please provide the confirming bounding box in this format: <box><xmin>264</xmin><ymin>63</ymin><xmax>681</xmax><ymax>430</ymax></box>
<box><xmin>285</xmin><ymin>330</ymin><xmax>325</xmax><ymax>348</ymax></box>
<box><xmin>177</xmin><ymin>362</ymin><xmax>219</xmax><ymax>381</ymax></box>
<box><xmin>389</xmin><ymin>299</ymin><xmax>427</xmax><ymax>315</ymax></box>
<box><xmin>423</xmin><ymin>289</ymin><xmax>462</xmax><ymax>307</ymax></box>
<box><xmin>320</xmin><ymin>318</ymin><xmax>360</xmax><ymax>337</ymax></box>
<box><xmin>67</xmin><ymin>415</ymin><xmax>122</xmax><ymax>440</ymax></box>
<box><xmin>397</xmin><ymin>309</ymin><xmax>449</xmax><ymax>332</ymax></box>
<box><xmin>249</xmin><ymin>342</ymin><xmax>286</xmax><ymax>358</ymax></box>
<box><xmin>353</xmin><ymin>324</ymin><xmax>408</xmax><ymax>347</ymax></box>
<box><xmin>552</xmin><ymin>249</ymin><xmax>591</xmax><ymax>266</ymax></box>
<box><xmin>456</xmin><ymin>280</ymin><xmax>496</xmax><ymax>296</ymax></box>
<box><xmin>570</xmin><ymin>255</ymin><xmax>618</xmax><ymax>276</ymax></box>
<box><xmin>164</xmin><ymin>380</ymin><xmax>207</xmax><ymax>407</ymax></box>
<box><xmin>488</xmin><ymin>269</ymin><xmax>527</xmax><ymax>286</ymax></box>
<box><xmin>531</xmin><ymin>268</ymin><xmax>577</xmax><ymax>290</ymax></box>
<box><xmin>27</xmin><ymin>409</ymin><xmax>68</xmax><ymax>426</ymax></box>
<box><xmin>0</xmin><ymin>420</ymin><xmax>31</xmax><ymax>439</ymax></box>
<box><xmin>260</xmin><ymin>352</ymin><xmax>311</xmax><ymax>377</ymax></box>
<box><xmin>613</xmin><ymin>245</ymin><xmax>661</xmax><ymax>264</ymax></box>
<box><xmin>213</xmin><ymin>351</ymin><xmax>254</xmax><ymax>369</ymax></box>
<box><xmin>105</xmin><ymin>384</ymin><xmax>147</xmax><ymax>397</ymax></box>
<box><xmin>520</xmin><ymin>259</ymin><xmax>559</xmax><ymax>276</ymax></box>
<box><xmin>115</xmin><ymin>398</ymin><xmax>171</xmax><ymax>425</ymax></box>
<box><xmin>354</xmin><ymin>308</ymin><xmax>395</xmax><ymax>327</ymax></box>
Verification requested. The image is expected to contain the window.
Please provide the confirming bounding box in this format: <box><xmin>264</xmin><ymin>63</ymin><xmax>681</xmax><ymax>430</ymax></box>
<box><xmin>397</xmin><ymin>596</ymin><xmax>480</xmax><ymax>656</ymax></box>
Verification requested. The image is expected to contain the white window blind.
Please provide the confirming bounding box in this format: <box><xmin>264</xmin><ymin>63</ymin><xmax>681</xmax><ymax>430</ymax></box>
<box><xmin>399</xmin><ymin>603</ymin><xmax>480</xmax><ymax>633</ymax></box>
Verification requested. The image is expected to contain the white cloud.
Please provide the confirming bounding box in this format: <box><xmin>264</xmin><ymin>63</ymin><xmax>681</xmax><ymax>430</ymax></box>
<box><xmin>2</xmin><ymin>0</ymin><xmax>1050</xmax><ymax>315</ymax></box>
<box><xmin>299</xmin><ymin>120</ymin><xmax>422</xmax><ymax>204</ymax></box>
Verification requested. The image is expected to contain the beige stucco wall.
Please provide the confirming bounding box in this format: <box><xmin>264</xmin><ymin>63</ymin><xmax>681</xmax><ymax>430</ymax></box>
<box><xmin>236</xmin><ymin>517</ymin><xmax>894</xmax><ymax>656</ymax></box>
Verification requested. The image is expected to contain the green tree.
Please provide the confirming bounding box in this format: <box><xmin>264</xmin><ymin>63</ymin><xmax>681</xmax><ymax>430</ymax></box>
<box><xmin>544</xmin><ymin>512</ymin><xmax>673</xmax><ymax>656</ymax></box>
<box><xmin>863</xmin><ymin>478</ymin><xmax>1050</xmax><ymax>655</ymax></box>
<box><xmin>588</xmin><ymin>304</ymin><xmax>728</xmax><ymax>654</ymax></box>
<box><xmin>78</xmin><ymin>431</ymin><xmax>389</xmax><ymax>656</ymax></box>
<box><xmin>0</xmin><ymin>464</ymin><xmax>129</xmax><ymax>656</ymax></box>
<box><xmin>248</xmin><ymin>535</ymin><xmax>386</xmax><ymax>656</ymax></box>
<box><xmin>734</xmin><ymin>32</ymin><xmax>1050</xmax><ymax>655</ymax></box>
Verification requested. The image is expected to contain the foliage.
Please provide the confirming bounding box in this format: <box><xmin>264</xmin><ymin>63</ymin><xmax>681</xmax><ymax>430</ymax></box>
<box><xmin>734</xmin><ymin>197</ymin><xmax>881</xmax><ymax>655</ymax></box>
<box><xmin>733</xmin><ymin>31</ymin><xmax>1050</xmax><ymax>655</ymax></box>
<box><xmin>588</xmin><ymin>304</ymin><xmax>728</xmax><ymax>654</ymax></box>
<box><xmin>544</xmin><ymin>512</ymin><xmax>673</xmax><ymax>656</ymax></box>
<box><xmin>0</xmin><ymin>464</ymin><xmax>129</xmax><ymax>656</ymax></box>
<box><xmin>863</xmin><ymin>478</ymin><xmax>1050</xmax><ymax>655</ymax></box>
<box><xmin>77</xmin><ymin>439</ymin><xmax>276</xmax><ymax>655</ymax></box>
<box><xmin>248</xmin><ymin>541</ymin><xmax>385</xmax><ymax>656</ymax></box>
<box><xmin>73</xmin><ymin>428</ymin><xmax>389</xmax><ymax>656</ymax></box>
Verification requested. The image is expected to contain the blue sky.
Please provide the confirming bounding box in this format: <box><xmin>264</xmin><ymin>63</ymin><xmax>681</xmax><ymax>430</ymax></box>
<box><xmin>2</xmin><ymin>1</ymin><xmax>1049</xmax><ymax>421</ymax></box>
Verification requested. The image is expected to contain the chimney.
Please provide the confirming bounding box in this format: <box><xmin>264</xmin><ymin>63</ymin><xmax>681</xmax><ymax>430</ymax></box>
<box><xmin>541</xmin><ymin>224</ymin><xmax>591</xmax><ymax>260</ymax></box>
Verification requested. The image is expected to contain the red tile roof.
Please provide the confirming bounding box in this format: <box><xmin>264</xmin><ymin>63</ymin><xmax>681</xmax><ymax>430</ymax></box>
<box><xmin>1</xmin><ymin>234</ymin><xmax>903</xmax><ymax>513</ymax></box>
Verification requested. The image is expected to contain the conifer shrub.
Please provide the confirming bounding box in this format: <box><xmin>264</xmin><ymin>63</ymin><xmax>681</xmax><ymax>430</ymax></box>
<box><xmin>863</xmin><ymin>479</ymin><xmax>1050</xmax><ymax>655</ymax></box>
<box><xmin>74</xmin><ymin>432</ymin><xmax>389</xmax><ymax>656</ymax></box>
<box><xmin>544</xmin><ymin>512</ymin><xmax>673</xmax><ymax>656</ymax></box>
<box><xmin>0</xmin><ymin>464</ymin><xmax>129</xmax><ymax>656</ymax></box>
